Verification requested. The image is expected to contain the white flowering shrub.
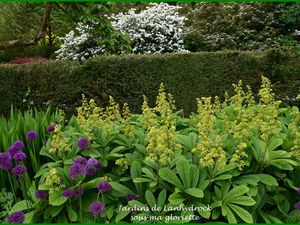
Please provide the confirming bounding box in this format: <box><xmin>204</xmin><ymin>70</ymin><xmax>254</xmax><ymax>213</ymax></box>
<box><xmin>55</xmin><ymin>23</ymin><xmax>105</xmax><ymax>61</ymax></box>
<box><xmin>111</xmin><ymin>3</ymin><xmax>187</xmax><ymax>54</ymax></box>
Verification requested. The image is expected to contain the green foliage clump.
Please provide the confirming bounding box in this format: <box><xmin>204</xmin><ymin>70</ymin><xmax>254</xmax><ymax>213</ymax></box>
<box><xmin>2</xmin><ymin>77</ymin><xmax>300</xmax><ymax>223</ymax></box>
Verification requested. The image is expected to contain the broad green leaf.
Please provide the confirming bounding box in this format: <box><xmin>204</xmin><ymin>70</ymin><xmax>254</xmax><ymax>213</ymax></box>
<box><xmin>67</xmin><ymin>206</ymin><xmax>77</xmax><ymax>222</ymax></box>
<box><xmin>81</xmin><ymin>177</ymin><xmax>102</xmax><ymax>189</ymax></box>
<box><xmin>145</xmin><ymin>190</ymin><xmax>156</xmax><ymax>208</ymax></box>
<box><xmin>268</xmin><ymin>138</ymin><xmax>283</xmax><ymax>151</ymax></box>
<box><xmin>142</xmin><ymin>168</ymin><xmax>156</xmax><ymax>180</ymax></box>
<box><xmin>131</xmin><ymin>161</ymin><xmax>142</xmax><ymax>178</ymax></box>
<box><xmin>115</xmin><ymin>209</ymin><xmax>131</xmax><ymax>222</ymax></box>
<box><xmin>110</xmin><ymin>182</ymin><xmax>134</xmax><ymax>196</ymax></box>
<box><xmin>157</xmin><ymin>189</ymin><xmax>166</xmax><ymax>208</ymax></box>
<box><xmin>168</xmin><ymin>193</ymin><xmax>185</xmax><ymax>204</ymax></box>
<box><xmin>223</xmin><ymin>205</ymin><xmax>237</xmax><ymax>223</ymax></box>
<box><xmin>224</xmin><ymin>185</ymin><xmax>249</xmax><ymax>201</ymax></box>
<box><xmin>52</xmin><ymin>205</ymin><xmax>64</xmax><ymax>217</ymax></box>
<box><xmin>256</xmin><ymin>174</ymin><xmax>278</xmax><ymax>186</ymax></box>
<box><xmin>49</xmin><ymin>191</ymin><xmax>68</xmax><ymax>206</ymax></box>
<box><xmin>189</xmin><ymin>165</ymin><xmax>199</xmax><ymax>188</ymax></box>
<box><xmin>10</xmin><ymin>200</ymin><xmax>33</xmax><ymax>213</ymax></box>
<box><xmin>176</xmin><ymin>159</ymin><xmax>189</xmax><ymax>188</ymax></box>
<box><xmin>214</xmin><ymin>174</ymin><xmax>232</xmax><ymax>181</ymax></box>
<box><xmin>133</xmin><ymin>178</ymin><xmax>153</xmax><ymax>183</ymax></box>
<box><xmin>159</xmin><ymin>168</ymin><xmax>183</xmax><ymax>189</ymax></box>
<box><xmin>228</xmin><ymin>203</ymin><xmax>253</xmax><ymax>223</ymax></box>
<box><xmin>24</xmin><ymin>211</ymin><xmax>35</xmax><ymax>223</ymax></box>
<box><xmin>184</xmin><ymin>188</ymin><xmax>204</xmax><ymax>198</ymax></box>
<box><xmin>227</xmin><ymin>196</ymin><xmax>256</xmax><ymax>206</ymax></box>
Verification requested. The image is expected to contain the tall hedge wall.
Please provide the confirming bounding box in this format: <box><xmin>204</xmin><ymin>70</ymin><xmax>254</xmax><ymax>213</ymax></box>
<box><xmin>0</xmin><ymin>51</ymin><xmax>300</xmax><ymax>116</ymax></box>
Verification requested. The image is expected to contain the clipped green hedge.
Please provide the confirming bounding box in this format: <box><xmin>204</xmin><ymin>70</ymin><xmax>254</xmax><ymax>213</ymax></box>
<box><xmin>0</xmin><ymin>51</ymin><xmax>300</xmax><ymax>116</ymax></box>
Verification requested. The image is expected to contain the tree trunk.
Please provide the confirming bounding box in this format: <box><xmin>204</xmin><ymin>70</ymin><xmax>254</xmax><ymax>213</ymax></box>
<box><xmin>0</xmin><ymin>2</ymin><xmax>52</xmax><ymax>50</ymax></box>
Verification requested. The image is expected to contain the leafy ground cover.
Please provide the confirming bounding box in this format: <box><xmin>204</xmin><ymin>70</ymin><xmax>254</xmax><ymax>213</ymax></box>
<box><xmin>1</xmin><ymin>77</ymin><xmax>300</xmax><ymax>223</ymax></box>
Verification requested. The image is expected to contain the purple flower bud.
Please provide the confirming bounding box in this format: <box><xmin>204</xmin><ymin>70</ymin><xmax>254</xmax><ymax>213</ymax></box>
<box><xmin>87</xmin><ymin>158</ymin><xmax>103</xmax><ymax>169</ymax></box>
<box><xmin>75</xmin><ymin>189</ymin><xmax>84</xmax><ymax>197</ymax></box>
<box><xmin>7</xmin><ymin>146</ymin><xmax>20</xmax><ymax>158</ymax></box>
<box><xmin>35</xmin><ymin>190</ymin><xmax>48</xmax><ymax>200</ymax></box>
<box><xmin>7</xmin><ymin>211</ymin><xmax>25</xmax><ymax>224</ymax></box>
<box><xmin>295</xmin><ymin>201</ymin><xmax>300</xmax><ymax>211</ymax></box>
<box><xmin>74</xmin><ymin>156</ymin><xmax>87</xmax><ymax>166</ymax></box>
<box><xmin>97</xmin><ymin>180</ymin><xmax>112</xmax><ymax>193</ymax></box>
<box><xmin>76</xmin><ymin>137</ymin><xmax>89</xmax><ymax>150</ymax></box>
<box><xmin>86</xmin><ymin>165</ymin><xmax>96</xmax><ymax>175</ymax></box>
<box><xmin>12</xmin><ymin>165</ymin><xmax>26</xmax><ymax>177</ymax></box>
<box><xmin>127</xmin><ymin>194</ymin><xmax>139</xmax><ymax>202</ymax></box>
<box><xmin>47</xmin><ymin>124</ymin><xmax>56</xmax><ymax>132</ymax></box>
<box><xmin>0</xmin><ymin>153</ymin><xmax>12</xmax><ymax>171</ymax></box>
<box><xmin>63</xmin><ymin>189</ymin><xmax>77</xmax><ymax>198</ymax></box>
<box><xmin>89</xmin><ymin>201</ymin><xmax>105</xmax><ymax>215</ymax></box>
<box><xmin>13</xmin><ymin>140</ymin><xmax>25</xmax><ymax>151</ymax></box>
<box><xmin>13</xmin><ymin>152</ymin><xmax>26</xmax><ymax>162</ymax></box>
<box><xmin>26</xmin><ymin>130</ymin><xmax>38</xmax><ymax>140</ymax></box>
<box><xmin>69</xmin><ymin>163</ymin><xmax>85</xmax><ymax>179</ymax></box>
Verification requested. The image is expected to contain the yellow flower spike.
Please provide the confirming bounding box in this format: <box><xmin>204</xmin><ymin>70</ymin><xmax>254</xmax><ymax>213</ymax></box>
<box><xmin>258</xmin><ymin>76</ymin><xmax>275</xmax><ymax>104</ymax></box>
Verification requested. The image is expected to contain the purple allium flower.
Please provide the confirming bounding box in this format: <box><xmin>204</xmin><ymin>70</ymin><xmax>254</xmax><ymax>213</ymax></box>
<box><xmin>86</xmin><ymin>165</ymin><xmax>96</xmax><ymax>175</ymax></box>
<box><xmin>295</xmin><ymin>201</ymin><xmax>300</xmax><ymax>211</ymax></box>
<box><xmin>87</xmin><ymin>158</ymin><xmax>103</xmax><ymax>169</ymax></box>
<box><xmin>0</xmin><ymin>153</ymin><xmax>12</xmax><ymax>170</ymax></box>
<box><xmin>89</xmin><ymin>201</ymin><xmax>105</xmax><ymax>215</ymax></box>
<box><xmin>76</xmin><ymin>137</ymin><xmax>89</xmax><ymax>150</ymax></box>
<box><xmin>7</xmin><ymin>211</ymin><xmax>25</xmax><ymax>224</ymax></box>
<box><xmin>12</xmin><ymin>165</ymin><xmax>26</xmax><ymax>177</ymax></box>
<box><xmin>97</xmin><ymin>181</ymin><xmax>112</xmax><ymax>193</ymax></box>
<box><xmin>7</xmin><ymin>146</ymin><xmax>20</xmax><ymax>158</ymax></box>
<box><xmin>127</xmin><ymin>194</ymin><xmax>139</xmax><ymax>202</ymax></box>
<box><xmin>63</xmin><ymin>189</ymin><xmax>77</xmax><ymax>198</ymax></box>
<box><xmin>126</xmin><ymin>194</ymin><xmax>139</xmax><ymax>202</ymax></box>
<box><xmin>74</xmin><ymin>156</ymin><xmax>87</xmax><ymax>166</ymax></box>
<box><xmin>47</xmin><ymin>124</ymin><xmax>56</xmax><ymax>132</ymax></box>
<box><xmin>13</xmin><ymin>140</ymin><xmax>25</xmax><ymax>151</ymax></box>
<box><xmin>69</xmin><ymin>163</ymin><xmax>85</xmax><ymax>179</ymax></box>
<box><xmin>75</xmin><ymin>189</ymin><xmax>84</xmax><ymax>196</ymax></box>
<box><xmin>35</xmin><ymin>190</ymin><xmax>48</xmax><ymax>200</ymax></box>
<box><xmin>26</xmin><ymin>130</ymin><xmax>38</xmax><ymax>140</ymax></box>
<box><xmin>13</xmin><ymin>152</ymin><xmax>26</xmax><ymax>162</ymax></box>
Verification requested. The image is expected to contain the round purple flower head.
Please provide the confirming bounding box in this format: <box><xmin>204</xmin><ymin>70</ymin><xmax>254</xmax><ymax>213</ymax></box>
<box><xmin>7</xmin><ymin>146</ymin><xmax>20</xmax><ymax>158</ymax></box>
<box><xmin>127</xmin><ymin>194</ymin><xmax>139</xmax><ymax>202</ymax></box>
<box><xmin>89</xmin><ymin>201</ymin><xmax>105</xmax><ymax>215</ymax></box>
<box><xmin>97</xmin><ymin>180</ymin><xmax>112</xmax><ymax>193</ymax></box>
<box><xmin>74</xmin><ymin>156</ymin><xmax>87</xmax><ymax>166</ymax></box>
<box><xmin>87</xmin><ymin>158</ymin><xmax>103</xmax><ymax>169</ymax></box>
<box><xmin>295</xmin><ymin>201</ymin><xmax>300</xmax><ymax>211</ymax></box>
<box><xmin>47</xmin><ymin>124</ymin><xmax>56</xmax><ymax>132</ymax></box>
<box><xmin>35</xmin><ymin>190</ymin><xmax>48</xmax><ymax>200</ymax></box>
<box><xmin>7</xmin><ymin>211</ymin><xmax>25</xmax><ymax>224</ymax></box>
<box><xmin>13</xmin><ymin>152</ymin><xmax>26</xmax><ymax>162</ymax></box>
<box><xmin>63</xmin><ymin>189</ymin><xmax>77</xmax><ymax>198</ymax></box>
<box><xmin>76</xmin><ymin>137</ymin><xmax>89</xmax><ymax>150</ymax></box>
<box><xmin>27</xmin><ymin>130</ymin><xmax>38</xmax><ymax>141</ymax></box>
<box><xmin>0</xmin><ymin>153</ymin><xmax>12</xmax><ymax>171</ymax></box>
<box><xmin>13</xmin><ymin>140</ymin><xmax>25</xmax><ymax>151</ymax></box>
<box><xmin>69</xmin><ymin>163</ymin><xmax>85</xmax><ymax>179</ymax></box>
<box><xmin>86</xmin><ymin>165</ymin><xmax>96</xmax><ymax>175</ymax></box>
<box><xmin>12</xmin><ymin>165</ymin><xmax>26</xmax><ymax>177</ymax></box>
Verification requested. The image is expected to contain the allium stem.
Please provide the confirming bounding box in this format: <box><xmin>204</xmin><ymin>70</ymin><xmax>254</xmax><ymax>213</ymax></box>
<box><xmin>79</xmin><ymin>190</ymin><xmax>83</xmax><ymax>223</ymax></box>
<box><xmin>8</xmin><ymin>173</ymin><xmax>17</xmax><ymax>203</ymax></box>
